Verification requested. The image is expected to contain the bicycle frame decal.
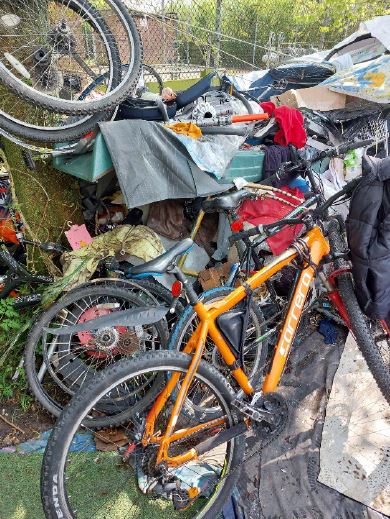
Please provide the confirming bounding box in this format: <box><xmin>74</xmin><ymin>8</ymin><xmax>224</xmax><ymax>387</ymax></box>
<box><xmin>279</xmin><ymin>270</ymin><xmax>312</xmax><ymax>357</ymax></box>
<box><xmin>143</xmin><ymin>226</ymin><xmax>330</xmax><ymax>467</ymax></box>
<box><xmin>262</xmin><ymin>267</ymin><xmax>315</xmax><ymax>392</ymax></box>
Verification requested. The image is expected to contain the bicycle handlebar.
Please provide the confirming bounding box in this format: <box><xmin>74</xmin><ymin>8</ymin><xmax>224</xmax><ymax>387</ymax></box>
<box><xmin>312</xmin><ymin>176</ymin><xmax>361</xmax><ymax>218</ymax></box>
<box><xmin>258</xmin><ymin>138</ymin><xmax>375</xmax><ymax>188</ymax></box>
<box><xmin>229</xmin><ymin>139</ymin><xmax>376</xmax><ymax>244</ymax></box>
<box><xmin>258</xmin><ymin>166</ymin><xmax>300</xmax><ymax>187</ymax></box>
<box><xmin>312</xmin><ymin>138</ymin><xmax>375</xmax><ymax>161</ymax></box>
<box><xmin>229</xmin><ymin>196</ymin><xmax>319</xmax><ymax>244</ymax></box>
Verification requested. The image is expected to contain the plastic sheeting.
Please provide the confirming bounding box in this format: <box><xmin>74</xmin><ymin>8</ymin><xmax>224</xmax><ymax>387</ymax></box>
<box><xmin>326</xmin><ymin>15</ymin><xmax>390</xmax><ymax>65</ymax></box>
<box><xmin>237</xmin><ymin>330</ymin><xmax>388</xmax><ymax>519</ymax></box>
<box><xmin>319</xmin><ymin>333</ymin><xmax>390</xmax><ymax>516</ymax></box>
<box><xmin>322</xmin><ymin>55</ymin><xmax>390</xmax><ymax>104</ymax></box>
<box><xmin>99</xmin><ymin>120</ymin><xmax>232</xmax><ymax>208</ymax></box>
<box><xmin>248</xmin><ymin>61</ymin><xmax>336</xmax><ymax>100</ymax></box>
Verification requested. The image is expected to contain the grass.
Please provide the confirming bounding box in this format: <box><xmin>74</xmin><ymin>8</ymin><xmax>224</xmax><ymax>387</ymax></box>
<box><xmin>0</xmin><ymin>453</ymin><xmax>196</xmax><ymax>519</ymax></box>
<box><xmin>0</xmin><ymin>455</ymin><xmax>44</xmax><ymax>519</ymax></box>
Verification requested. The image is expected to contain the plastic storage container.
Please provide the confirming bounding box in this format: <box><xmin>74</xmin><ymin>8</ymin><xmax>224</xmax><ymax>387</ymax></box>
<box><xmin>52</xmin><ymin>133</ymin><xmax>113</xmax><ymax>182</ymax></box>
<box><xmin>218</xmin><ymin>149</ymin><xmax>264</xmax><ymax>184</ymax></box>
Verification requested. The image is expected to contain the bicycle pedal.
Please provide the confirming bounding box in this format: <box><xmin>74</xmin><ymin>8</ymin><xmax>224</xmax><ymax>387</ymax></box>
<box><xmin>232</xmin><ymin>396</ymin><xmax>278</xmax><ymax>425</ymax></box>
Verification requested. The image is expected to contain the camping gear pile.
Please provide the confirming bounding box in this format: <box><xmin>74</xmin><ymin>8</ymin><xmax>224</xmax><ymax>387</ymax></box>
<box><xmin>1</xmin><ymin>15</ymin><xmax>389</xmax><ymax>308</ymax></box>
<box><xmin>0</xmin><ymin>11</ymin><xmax>389</xmax><ymax>519</ymax></box>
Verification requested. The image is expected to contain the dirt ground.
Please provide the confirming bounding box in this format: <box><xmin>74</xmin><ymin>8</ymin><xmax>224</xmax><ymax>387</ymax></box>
<box><xmin>0</xmin><ymin>400</ymin><xmax>54</xmax><ymax>449</ymax></box>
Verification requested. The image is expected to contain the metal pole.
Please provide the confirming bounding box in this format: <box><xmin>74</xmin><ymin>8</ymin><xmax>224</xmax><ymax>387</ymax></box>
<box><xmin>252</xmin><ymin>20</ymin><xmax>258</xmax><ymax>66</ymax></box>
<box><xmin>186</xmin><ymin>12</ymin><xmax>191</xmax><ymax>65</ymax></box>
<box><xmin>161</xmin><ymin>0</ymin><xmax>166</xmax><ymax>60</ymax></box>
<box><xmin>215</xmin><ymin>0</ymin><xmax>222</xmax><ymax>69</ymax></box>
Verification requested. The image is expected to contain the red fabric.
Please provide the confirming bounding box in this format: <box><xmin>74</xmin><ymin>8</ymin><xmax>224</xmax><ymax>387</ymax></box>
<box><xmin>237</xmin><ymin>186</ymin><xmax>304</xmax><ymax>255</ymax></box>
<box><xmin>274</xmin><ymin>106</ymin><xmax>307</xmax><ymax>148</ymax></box>
<box><xmin>0</xmin><ymin>219</ymin><xmax>19</xmax><ymax>244</ymax></box>
<box><xmin>260</xmin><ymin>102</ymin><xmax>276</xmax><ymax>117</ymax></box>
<box><xmin>260</xmin><ymin>103</ymin><xmax>307</xmax><ymax>149</ymax></box>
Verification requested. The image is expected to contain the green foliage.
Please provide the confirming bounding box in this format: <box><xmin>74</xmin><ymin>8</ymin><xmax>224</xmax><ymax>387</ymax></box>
<box><xmin>0</xmin><ymin>299</ymin><xmax>25</xmax><ymax>339</ymax></box>
<box><xmin>0</xmin><ymin>298</ymin><xmax>34</xmax><ymax>407</ymax></box>
<box><xmin>170</xmin><ymin>0</ymin><xmax>390</xmax><ymax>69</ymax></box>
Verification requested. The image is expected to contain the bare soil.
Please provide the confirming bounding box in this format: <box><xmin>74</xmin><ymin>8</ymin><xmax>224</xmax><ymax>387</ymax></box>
<box><xmin>0</xmin><ymin>400</ymin><xmax>54</xmax><ymax>448</ymax></box>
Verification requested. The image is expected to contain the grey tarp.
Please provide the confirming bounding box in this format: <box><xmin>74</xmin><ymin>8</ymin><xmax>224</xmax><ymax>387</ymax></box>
<box><xmin>99</xmin><ymin>120</ymin><xmax>232</xmax><ymax>208</ymax></box>
<box><xmin>237</xmin><ymin>329</ymin><xmax>388</xmax><ymax>519</ymax></box>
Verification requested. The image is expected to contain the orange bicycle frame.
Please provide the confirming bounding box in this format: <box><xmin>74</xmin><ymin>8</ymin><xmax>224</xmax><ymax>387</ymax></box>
<box><xmin>142</xmin><ymin>226</ymin><xmax>330</xmax><ymax>467</ymax></box>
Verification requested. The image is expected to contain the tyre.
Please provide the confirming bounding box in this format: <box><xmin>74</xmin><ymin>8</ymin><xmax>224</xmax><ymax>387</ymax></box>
<box><xmin>169</xmin><ymin>286</ymin><xmax>268</xmax><ymax>417</ymax></box>
<box><xmin>79</xmin><ymin>64</ymin><xmax>164</xmax><ymax>101</ymax></box>
<box><xmin>338</xmin><ymin>272</ymin><xmax>390</xmax><ymax>404</ymax></box>
<box><xmin>0</xmin><ymin>110</ymin><xmax>114</xmax><ymax>144</ymax></box>
<box><xmin>0</xmin><ymin>0</ymin><xmax>142</xmax><ymax>115</ymax></box>
<box><xmin>0</xmin><ymin>0</ymin><xmax>123</xmax><ymax>142</ymax></box>
<box><xmin>41</xmin><ymin>351</ymin><xmax>245</xmax><ymax>519</ymax></box>
<box><xmin>142</xmin><ymin>64</ymin><xmax>164</xmax><ymax>95</ymax></box>
<box><xmin>24</xmin><ymin>284</ymin><xmax>168</xmax><ymax>424</ymax></box>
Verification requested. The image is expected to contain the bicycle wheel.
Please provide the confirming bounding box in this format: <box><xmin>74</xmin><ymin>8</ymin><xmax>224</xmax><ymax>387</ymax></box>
<box><xmin>338</xmin><ymin>272</ymin><xmax>390</xmax><ymax>404</ymax></box>
<box><xmin>0</xmin><ymin>0</ymin><xmax>142</xmax><ymax>115</ymax></box>
<box><xmin>41</xmin><ymin>351</ymin><xmax>245</xmax><ymax>519</ymax></box>
<box><xmin>169</xmin><ymin>287</ymin><xmax>268</xmax><ymax>417</ymax></box>
<box><xmin>0</xmin><ymin>0</ymin><xmax>123</xmax><ymax>142</ymax></box>
<box><xmin>79</xmin><ymin>64</ymin><xmax>164</xmax><ymax>101</ymax></box>
<box><xmin>24</xmin><ymin>284</ymin><xmax>168</xmax><ymax>424</ymax></box>
<box><xmin>141</xmin><ymin>64</ymin><xmax>164</xmax><ymax>95</ymax></box>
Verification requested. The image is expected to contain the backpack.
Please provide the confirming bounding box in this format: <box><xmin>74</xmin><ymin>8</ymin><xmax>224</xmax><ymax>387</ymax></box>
<box><xmin>346</xmin><ymin>155</ymin><xmax>390</xmax><ymax>320</ymax></box>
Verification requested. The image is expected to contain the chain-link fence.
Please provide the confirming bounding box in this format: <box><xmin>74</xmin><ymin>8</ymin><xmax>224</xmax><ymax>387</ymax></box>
<box><xmin>116</xmin><ymin>0</ymin><xmax>388</xmax><ymax>84</ymax></box>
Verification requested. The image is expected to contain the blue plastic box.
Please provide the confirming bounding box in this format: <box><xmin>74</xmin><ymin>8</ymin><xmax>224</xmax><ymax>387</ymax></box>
<box><xmin>52</xmin><ymin>133</ymin><xmax>114</xmax><ymax>182</ymax></box>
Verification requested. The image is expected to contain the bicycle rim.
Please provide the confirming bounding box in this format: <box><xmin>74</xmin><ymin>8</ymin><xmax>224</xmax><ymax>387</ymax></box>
<box><xmin>0</xmin><ymin>0</ymin><xmax>142</xmax><ymax>115</ymax></box>
<box><xmin>26</xmin><ymin>286</ymin><xmax>167</xmax><ymax>420</ymax></box>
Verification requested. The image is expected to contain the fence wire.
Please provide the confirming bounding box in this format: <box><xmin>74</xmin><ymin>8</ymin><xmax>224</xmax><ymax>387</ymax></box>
<box><xmin>118</xmin><ymin>0</ymin><xmax>388</xmax><ymax>84</ymax></box>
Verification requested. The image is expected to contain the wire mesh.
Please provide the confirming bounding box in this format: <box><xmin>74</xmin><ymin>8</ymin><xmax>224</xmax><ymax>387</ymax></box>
<box><xmin>119</xmin><ymin>0</ymin><xmax>388</xmax><ymax>85</ymax></box>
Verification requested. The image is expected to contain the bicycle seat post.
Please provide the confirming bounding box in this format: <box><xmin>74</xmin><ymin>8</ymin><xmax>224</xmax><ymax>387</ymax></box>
<box><xmin>170</xmin><ymin>265</ymin><xmax>199</xmax><ymax>306</ymax></box>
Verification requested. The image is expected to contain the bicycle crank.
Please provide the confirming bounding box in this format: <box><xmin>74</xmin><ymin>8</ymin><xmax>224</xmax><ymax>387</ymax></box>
<box><xmin>232</xmin><ymin>392</ymin><xmax>288</xmax><ymax>440</ymax></box>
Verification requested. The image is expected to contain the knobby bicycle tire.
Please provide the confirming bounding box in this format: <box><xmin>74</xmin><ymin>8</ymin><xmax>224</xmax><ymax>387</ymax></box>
<box><xmin>338</xmin><ymin>272</ymin><xmax>390</xmax><ymax>405</ymax></box>
<box><xmin>41</xmin><ymin>351</ymin><xmax>245</xmax><ymax>519</ymax></box>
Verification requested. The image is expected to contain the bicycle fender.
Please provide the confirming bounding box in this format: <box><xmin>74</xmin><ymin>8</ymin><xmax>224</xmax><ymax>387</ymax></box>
<box><xmin>45</xmin><ymin>306</ymin><xmax>169</xmax><ymax>336</ymax></box>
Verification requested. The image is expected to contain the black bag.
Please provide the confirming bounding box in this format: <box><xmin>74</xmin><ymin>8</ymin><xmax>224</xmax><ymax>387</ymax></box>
<box><xmin>346</xmin><ymin>155</ymin><xmax>390</xmax><ymax>320</ymax></box>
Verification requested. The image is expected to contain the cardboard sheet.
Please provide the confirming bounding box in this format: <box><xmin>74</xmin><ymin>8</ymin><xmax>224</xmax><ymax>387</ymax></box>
<box><xmin>318</xmin><ymin>333</ymin><xmax>390</xmax><ymax>515</ymax></box>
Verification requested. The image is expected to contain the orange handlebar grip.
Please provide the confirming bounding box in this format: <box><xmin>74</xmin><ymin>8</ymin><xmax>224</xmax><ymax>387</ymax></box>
<box><xmin>231</xmin><ymin>113</ymin><xmax>269</xmax><ymax>123</ymax></box>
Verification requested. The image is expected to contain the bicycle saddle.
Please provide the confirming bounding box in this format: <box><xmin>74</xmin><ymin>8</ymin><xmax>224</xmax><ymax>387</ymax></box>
<box><xmin>201</xmin><ymin>190</ymin><xmax>253</xmax><ymax>213</ymax></box>
<box><xmin>127</xmin><ymin>238</ymin><xmax>193</xmax><ymax>276</ymax></box>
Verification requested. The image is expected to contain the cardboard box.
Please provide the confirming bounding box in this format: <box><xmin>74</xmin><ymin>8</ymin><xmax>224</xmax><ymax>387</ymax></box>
<box><xmin>271</xmin><ymin>86</ymin><xmax>346</xmax><ymax>111</ymax></box>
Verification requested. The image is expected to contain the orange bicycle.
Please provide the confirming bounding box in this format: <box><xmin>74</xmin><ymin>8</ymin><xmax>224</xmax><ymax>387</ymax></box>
<box><xmin>41</xmin><ymin>144</ymin><xmax>390</xmax><ymax>519</ymax></box>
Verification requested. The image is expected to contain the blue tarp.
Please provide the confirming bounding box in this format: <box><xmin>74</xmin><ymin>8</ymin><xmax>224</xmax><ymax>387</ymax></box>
<box><xmin>0</xmin><ymin>429</ymin><xmax>96</xmax><ymax>455</ymax></box>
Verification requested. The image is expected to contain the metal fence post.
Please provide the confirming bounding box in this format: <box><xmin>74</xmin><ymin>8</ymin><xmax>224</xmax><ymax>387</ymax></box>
<box><xmin>214</xmin><ymin>0</ymin><xmax>222</xmax><ymax>68</ymax></box>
